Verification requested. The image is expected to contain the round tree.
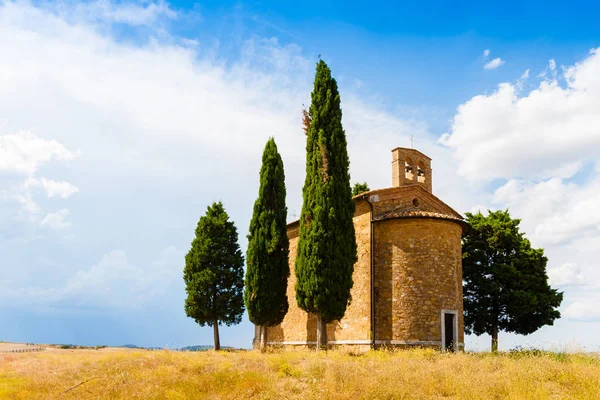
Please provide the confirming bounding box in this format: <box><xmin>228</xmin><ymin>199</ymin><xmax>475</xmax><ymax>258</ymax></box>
<box><xmin>463</xmin><ymin>209</ymin><xmax>563</xmax><ymax>352</ymax></box>
<box><xmin>183</xmin><ymin>202</ymin><xmax>245</xmax><ymax>350</ymax></box>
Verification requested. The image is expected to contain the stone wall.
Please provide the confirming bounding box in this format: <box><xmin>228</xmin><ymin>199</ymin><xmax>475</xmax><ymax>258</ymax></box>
<box><xmin>391</xmin><ymin>148</ymin><xmax>432</xmax><ymax>192</ymax></box>
<box><xmin>266</xmin><ymin>223</ymin><xmax>312</xmax><ymax>343</ymax></box>
<box><xmin>266</xmin><ymin>201</ymin><xmax>372</xmax><ymax>345</ymax></box>
<box><xmin>373</xmin><ymin>218</ymin><xmax>464</xmax><ymax>345</ymax></box>
<box><xmin>329</xmin><ymin>200</ymin><xmax>372</xmax><ymax>342</ymax></box>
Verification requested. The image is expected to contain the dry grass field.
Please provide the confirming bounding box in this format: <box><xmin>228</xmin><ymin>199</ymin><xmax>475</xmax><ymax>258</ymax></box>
<box><xmin>1</xmin><ymin>347</ymin><xmax>599</xmax><ymax>399</ymax></box>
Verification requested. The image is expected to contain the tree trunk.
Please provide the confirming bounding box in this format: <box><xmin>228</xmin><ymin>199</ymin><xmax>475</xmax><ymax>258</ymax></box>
<box><xmin>213</xmin><ymin>320</ymin><xmax>221</xmax><ymax>351</ymax></box>
<box><xmin>491</xmin><ymin>323</ymin><xmax>498</xmax><ymax>353</ymax></box>
<box><xmin>316</xmin><ymin>313</ymin><xmax>327</xmax><ymax>351</ymax></box>
<box><xmin>260</xmin><ymin>325</ymin><xmax>267</xmax><ymax>352</ymax></box>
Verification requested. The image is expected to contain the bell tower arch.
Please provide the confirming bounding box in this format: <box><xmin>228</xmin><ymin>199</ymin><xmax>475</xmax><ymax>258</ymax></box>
<box><xmin>391</xmin><ymin>147</ymin><xmax>432</xmax><ymax>192</ymax></box>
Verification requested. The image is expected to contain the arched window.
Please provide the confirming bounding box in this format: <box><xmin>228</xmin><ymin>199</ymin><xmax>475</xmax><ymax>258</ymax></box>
<box><xmin>417</xmin><ymin>161</ymin><xmax>426</xmax><ymax>184</ymax></box>
<box><xmin>405</xmin><ymin>157</ymin><xmax>414</xmax><ymax>181</ymax></box>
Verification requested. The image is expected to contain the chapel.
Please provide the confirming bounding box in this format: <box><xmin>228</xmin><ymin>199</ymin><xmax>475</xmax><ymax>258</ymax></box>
<box><xmin>257</xmin><ymin>147</ymin><xmax>467</xmax><ymax>352</ymax></box>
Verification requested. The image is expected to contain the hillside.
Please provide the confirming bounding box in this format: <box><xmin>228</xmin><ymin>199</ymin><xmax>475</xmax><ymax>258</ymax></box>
<box><xmin>1</xmin><ymin>348</ymin><xmax>599</xmax><ymax>399</ymax></box>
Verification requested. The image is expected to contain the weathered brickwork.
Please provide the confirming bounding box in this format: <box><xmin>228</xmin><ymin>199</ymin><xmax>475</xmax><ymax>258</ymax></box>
<box><xmin>262</xmin><ymin>148</ymin><xmax>466</xmax><ymax>351</ymax></box>
<box><xmin>392</xmin><ymin>148</ymin><xmax>433</xmax><ymax>192</ymax></box>
<box><xmin>373</xmin><ymin>218</ymin><xmax>464</xmax><ymax>344</ymax></box>
<box><xmin>366</xmin><ymin>185</ymin><xmax>462</xmax><ymax>219</ymax></box>
<box><xmin>266</xmin><ymin>201</ymin><xmax>372</xmax><ymax>344</ymax></box>
<box><xmin>265</xmin><ymin>223</ymin><xmax>312</xmax><ymax>343</ymax></box>
<box><xmin>330</xmin><ymin>200</ymin><xmax>372</xmax><ymax>342</ymax></box>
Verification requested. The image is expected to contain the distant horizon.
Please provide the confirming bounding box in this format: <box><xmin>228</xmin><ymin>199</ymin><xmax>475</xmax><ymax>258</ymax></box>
<box><xmin>1</xmin><ymin>340</ymin><xmax>242</xmax><ymax>351</ymax></box>
<box><xmin>2</xmin><ymin>336</ymin><xmax>595</xmax><ymax>354</ymax></box>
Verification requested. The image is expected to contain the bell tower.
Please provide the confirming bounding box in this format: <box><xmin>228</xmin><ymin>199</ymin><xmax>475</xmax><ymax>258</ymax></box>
<box><xmin>391</xmin><ymin>147</ymin><xmax>432</xmax><ymax>192</ymax></box>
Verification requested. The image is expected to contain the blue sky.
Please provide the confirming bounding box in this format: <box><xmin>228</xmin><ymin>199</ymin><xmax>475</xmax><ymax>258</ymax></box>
<box><xmin>1</xmin><ymin>0</ymin><xmax>600</xmax><ymax>351</ymax></box>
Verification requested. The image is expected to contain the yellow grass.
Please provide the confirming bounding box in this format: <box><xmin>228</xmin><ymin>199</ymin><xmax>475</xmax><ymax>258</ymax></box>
<box><xmin>1</xmin><ymin>348</ymin><xmax>599</xmax><ymax>399</ymax></box>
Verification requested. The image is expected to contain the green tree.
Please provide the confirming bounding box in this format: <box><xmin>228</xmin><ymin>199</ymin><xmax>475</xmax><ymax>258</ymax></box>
<box><xmin>295</xmin><ymin>60</ymin><xmax>357</xmax><ymax>350</ymax></box>
<box><xmin>351</xmin><ymin>182</ymin><xmax>370</xmax><ymax>197</ymax></box>
<box><xmin>244</xmin><ymin>138</ymin><xmax>290</xmax><ymax>350</ymax></box>
<box><xmin>183</xmin><ymin>202</ymin><xmax>245</xmax><ymax>350</ymax></box>
<box><xmin>462</xmin><ymin>210</ymin><xmax>563</xmax><ymax>352</ymax></box>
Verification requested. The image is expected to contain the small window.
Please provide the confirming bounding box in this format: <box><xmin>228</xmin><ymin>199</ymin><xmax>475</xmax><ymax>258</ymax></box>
<box><xmin>412</xmin><ymin>198</ymin><xmax>420</xmax><ymax>208</ymax></box>
<box><xmin>405</xmin><ymin>158</ymin><xmax>414</xmax><ymax>181</ymax></box>
<box><xmin>417</xmin><ymin>162</ymin><xmax>426</xmax><ymax>184</ymax></box>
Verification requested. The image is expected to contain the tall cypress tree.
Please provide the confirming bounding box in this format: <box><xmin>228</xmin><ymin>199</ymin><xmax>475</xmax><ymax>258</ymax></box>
<box><xmin>295</xmin><ymin>60</ymin><xmax>357</xmax><ymax>350</ymax></box>
<box><xmin>244</xmin><ymin>138</ymin><xmax>290</xmax><ymax>350</ymax></box>
<box><xmin>183</xmin><ymin>202</ymin><xmax>245</xmax><ymax>350</ymax></box>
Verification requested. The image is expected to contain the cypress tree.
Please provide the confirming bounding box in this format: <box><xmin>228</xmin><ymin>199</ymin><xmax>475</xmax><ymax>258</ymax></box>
<box><xmin>351</xmin><ymin>182</ymin><xmax>370</xmax><ymax>197</ymax></box>
<box><xmin>244</xmin><ymin>138</ymin><xmax>290</xmax><ymax>350</ymax></box>
<box><xmin>183</xmin><ymin>202</ymin><xmax>245</xmax><ymax>350</ymax></box>
<box><xmin>295</xmin><ymin>60</ymin><xmax>357</xmax><ymax>350</ymax></box>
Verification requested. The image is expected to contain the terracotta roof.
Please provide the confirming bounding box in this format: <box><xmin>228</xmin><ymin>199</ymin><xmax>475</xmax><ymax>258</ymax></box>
<box><xmin>353</xmin><ymin>185</ymin><xmax>463</xmax><ymax>220</ymax></box>
<box><xmin>391</xmin><ymin>147</ymin><xmax>432</xmax><ymax>160</ymax></box>
<box><xmin>375</xmin><ymin>209</ymin><xmax>468</xmax><ymax>233</ymax></box>
<box><xmin>287</xmin><ymin>218</ymin><xmax>300</xmax><ymax>226</ymax></box>
<box><xmin>288</xmin><ymin>185</ymin><xmax>467</xmax><ymax>232</ymax></box>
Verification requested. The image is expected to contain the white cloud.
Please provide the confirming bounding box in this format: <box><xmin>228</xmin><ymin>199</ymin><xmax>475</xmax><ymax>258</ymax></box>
<box><xmin>71</xmin><ymin>0</ymin><xmax>177</xmax><ymax>26</ymax></box>
<box><xmin>481</xmin><ymin>49</ymin><xmax>504</xmax><ymax>70</ymax></box>
<box><xmin>0</xmin><ymin>131</ymin><xmax>76</xmax><ymax>176</ymax></box>
<box><xmin>3</xmin><ymin>0</ymin><xmax>179</xmax><ymax>30</ymax></box>
<box><xmin>563</xmin><ymin>300</ymin><xmax>600</xmax><ymax>322</ymax></box>
<box><xmin>1</xmin><ymin>246</ymin><xmax>184</xmax><ymax>310</ymax></box>
<box><xmin>0</xmin><ymin>130</ymin><xmax>78</xmax><ymax>228</ymax></box>
<box><xmin>0</xmin><ymin>7</ymin><xmax>309</xmax><ymax>155</ymax></box>
<box><xmin>441</xmin><ymin>47</ymin><xmax>600</xmax><ymax>182</ymax></box>
<box><xmin>516</xmin><ymin>69</ymin><xmax>530</xmax><ymax>90</ymax></box>
<box><xmin>40</xmin><ymin>209</ymin><xmax>70</xmax><ymax>229</ymax></box>
<box><xmin>38</xmin><ymin>178</ymin><xmax>79</xmax><ymax>199</ymax></box>
<box><xmin>484</xmin><ymin>57</ymin><xmax>505</xmax><ymax>70</ymax></box>
<box><xmin>538</xmin><ymin>59</ymin><xmax>559</xmax><ymax>80</ymax></box>
<box><xmin>63</xmin><ymin>250</ymin><xmax>142</xmax><ymax>308</ymax></box>
<box><xmin>548</xmin><ymin>263</ymin><xmax>585</xmax><ymax>286</ymax></box>
<box><xmin>491</xmin><ymin>175</ymin><xmax>600</xmax><ymax>247</ymax></box>
<box><xmin>15</xmin><ymin>189</ymin><xmax>40</xmax><ymax>215</ymax></box>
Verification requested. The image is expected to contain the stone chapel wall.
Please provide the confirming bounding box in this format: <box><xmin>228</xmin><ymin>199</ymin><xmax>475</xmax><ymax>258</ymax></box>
<box><xmin>373</xmin><ymin>218</ymin><xmax>464</xmax><ymax>344</ymax></box>
<box><xmin>266</xmin><ymin>201</ymin><xmax>372</xmax><ymax>345</ymax></box>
